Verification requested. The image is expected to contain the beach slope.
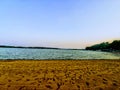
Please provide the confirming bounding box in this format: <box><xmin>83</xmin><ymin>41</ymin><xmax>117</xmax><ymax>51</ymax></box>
<box><xmin>0</xmin><ymin>60</ymin><xmax>120</xmax><ymax>90</ymax></box>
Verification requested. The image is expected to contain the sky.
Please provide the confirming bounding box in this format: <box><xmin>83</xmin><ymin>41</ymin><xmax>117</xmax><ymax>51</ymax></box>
<box><xmin>0</xmin><ymin>0</ymin><xmax>120</xmax><ymax>49</ymax></box>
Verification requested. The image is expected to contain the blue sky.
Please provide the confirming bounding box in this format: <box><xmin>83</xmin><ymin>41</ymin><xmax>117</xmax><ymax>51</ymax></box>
<box><xmin>0</xmin><ymin>0</ymin><xmax>120</xmax><ymax>48</ymax></box>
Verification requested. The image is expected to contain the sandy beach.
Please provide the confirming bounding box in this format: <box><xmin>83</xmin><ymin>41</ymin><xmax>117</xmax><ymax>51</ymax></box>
<box><xmin>0</xmin><ymin>60</ymin><xmax>120</xmax><ymax>90</ymax></box>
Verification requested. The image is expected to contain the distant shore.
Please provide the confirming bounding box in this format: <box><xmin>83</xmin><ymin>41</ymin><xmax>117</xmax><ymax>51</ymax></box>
<box><xmin>0</xmin><ymin>45</ymin><xmax>61</xmax><ymax>49</ymax></box>
<box><xmin>0</xmin><ymin>45</ymin><xmax>84</xmax><ymax>50</ymax></box>
<box><xmin>0</xmin><ymin>60</ymin><xmax>120</xmax><ymax>90</ymax></box>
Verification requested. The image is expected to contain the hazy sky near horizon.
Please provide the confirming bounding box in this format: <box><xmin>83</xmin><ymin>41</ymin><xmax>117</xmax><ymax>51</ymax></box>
<box><xmin>0</xmin><ymin>0</ymin><xmax>120</xmax><ymax>49</ymax></box>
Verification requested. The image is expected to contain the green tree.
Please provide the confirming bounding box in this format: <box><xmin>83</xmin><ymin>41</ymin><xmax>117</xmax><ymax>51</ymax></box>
<box><xmin>85</xmin><ymin>40</ymin><xmax>120</xmax><ymax>51</ymax></box>
<box><xmin>110</xmin><ymin>40</ymin><xmax>120</xmax><ymax>50</ymax></box>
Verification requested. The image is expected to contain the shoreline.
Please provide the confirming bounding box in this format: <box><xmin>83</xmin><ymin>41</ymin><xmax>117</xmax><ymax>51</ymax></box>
<box><xmin>0</xmin><ymin>59</ymin><xmax>120</xmax><ymax>61</ymax></box>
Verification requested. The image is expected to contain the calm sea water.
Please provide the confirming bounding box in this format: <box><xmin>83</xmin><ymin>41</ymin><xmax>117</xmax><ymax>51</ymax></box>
<box><xmin>0</xmin><ymin>48</ymin><xmax>120</xmax><ymax>60</ymax></box>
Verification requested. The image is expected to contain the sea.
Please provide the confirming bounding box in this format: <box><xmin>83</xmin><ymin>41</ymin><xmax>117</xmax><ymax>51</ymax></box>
<box><xmin>0</xmin><ymin>48</ymin><xmax>120</xmax><ymax>60</ymax></box>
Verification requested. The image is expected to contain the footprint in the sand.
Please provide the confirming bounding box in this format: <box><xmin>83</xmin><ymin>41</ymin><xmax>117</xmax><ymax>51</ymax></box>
<box><xmin>112</xmin><ymin>82</ymin><xmax>118</xmax><ymax>86</ymax></box>
<box><xmin>26</xmin><ymin>79</ymin><xmax>30</xmax><ymax>81</ymax></box>
<box><xmin>19</xmin><ymin>86</ymin><xmax>26</xmax><ymax>90</ymax></box>
<box><xmin>45</xmin><ymin>84</ymin><xmax>53</xmax><ymax>89</ymax></box>
<box><xmin>86</xmin><ymin>82</ymin><xmax>90</xmax><ymax>87</ymax></box>
<box><xmin>103</xmin><ymin>78</ymin><xmax>107</xmax><ymax>81</ymax></box>
<box><xmin>32</xmin><ymin>75</ymin><xmax>37</xmax><ymax>77</ymax></box>
<box><xmin>18</xmin><ymin>86</ymin><xmax>37</xmax><ymax>90</ymax></box>
<box><xmin>102</xmin><ymin>78</ymin><xmax>108</xmax><ymax>85</ymax></box>
<box><xmin>34</xmin><ymin>77</ymin><xmax>39</xmax><ymax>80</ymax></box>
<box><xmin>16</xmin><ymin>78</ymin><xmax>22</xmax><ymax>81</ymax></box>
<box><xmin>94</xmin><ymin>87</ymin><xmax>103</xmax><ymax>90</ymax></box>
<box><xmin>8</xmin><ymin>79</ymin><xmax>12</xmax><ymax>82</ymax></box>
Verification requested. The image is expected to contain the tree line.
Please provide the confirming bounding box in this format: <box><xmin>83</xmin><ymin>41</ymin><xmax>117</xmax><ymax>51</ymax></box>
<box><xmin>86</xmin><ymin>40</ymin><xmax>120</xmax><ymax>52</ymax></box>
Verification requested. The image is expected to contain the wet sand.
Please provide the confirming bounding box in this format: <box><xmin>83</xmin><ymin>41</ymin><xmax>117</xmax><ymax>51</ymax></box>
<box><xmin>0</xmin><ymin>60</ymin><xmax>120</xmax><ymax>90</ymax></box>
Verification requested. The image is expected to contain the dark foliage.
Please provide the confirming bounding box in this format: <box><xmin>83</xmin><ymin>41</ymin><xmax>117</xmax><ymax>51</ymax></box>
<box><xmin>86</xmin><ymin>40</ymin><xmax>120</xmax><ymax>51</ymax></box>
